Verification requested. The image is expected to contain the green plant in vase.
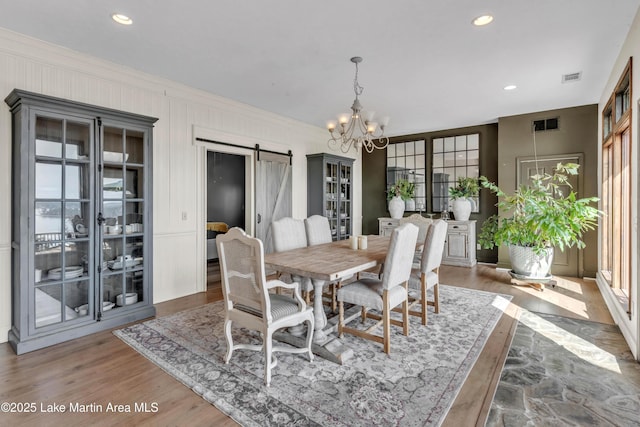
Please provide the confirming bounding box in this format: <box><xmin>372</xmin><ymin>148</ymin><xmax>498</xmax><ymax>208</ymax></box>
<box><xmin>387</xmin><ymin>179</ymin><xmax>415</xmax><ymax>218</ymax></box>
<box><xmin>478</xmin><ymin>163</ymin><xmax>600</xmax><ymax>278</ymax></box>
<box><xmin>448</xmin><ymin>177</ymin><xmax>479</xmax><ymax>221</ymax></box>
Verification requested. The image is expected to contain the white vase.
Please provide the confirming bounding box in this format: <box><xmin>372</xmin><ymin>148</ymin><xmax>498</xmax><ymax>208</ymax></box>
<box><xmin>452</xmin><ymin>198</ymin><xmax>472</xmax><ymax>221</ymax></box>
<box><xmin>388</xmin><ymin>196</ymin><xmax>405</xmax><ymax>219</ymax></box>
<box><xmin>405</xmin><ymin>198</ymin><xmax>416</xmax><ymax>211</ymax></box>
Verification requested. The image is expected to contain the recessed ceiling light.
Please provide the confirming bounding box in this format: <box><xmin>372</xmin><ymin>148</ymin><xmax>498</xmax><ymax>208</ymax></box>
<box><xmin>112</xmin><ymin>13</ymin><xmax>133</xmax><ymax>25</ymax></box>
<box><xmin>472</xmin><ymin>15</ymin><xmax>494</xmax><ymax>26</ymax></box>
<box><xmin>503</xmin><ymin>85</ymin><xmax>517</xmax><ymax>91</ymax></box>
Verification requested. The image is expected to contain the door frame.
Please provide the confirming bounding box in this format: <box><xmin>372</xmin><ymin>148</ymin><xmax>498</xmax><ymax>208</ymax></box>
<box><xmin>516</xmin><ymin>152</ymin><xmax>585</xmax><ymax>277</ymax></box>
<box><xmin>194</xmin><ymin>127</ymin><xmax>257</xmax><ymax>292</ymax></box>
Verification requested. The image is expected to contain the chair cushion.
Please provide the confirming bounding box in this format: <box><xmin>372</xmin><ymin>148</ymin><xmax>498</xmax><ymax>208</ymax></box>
<box><xmin>408</xmin><ymin>269</ymin><xmax>438</xmax><ymax>291</ymax></box>
<box><xmin>269</xmin><ymin>293</ymin><xmax>302</xmax><ymax>320</ymax></box>
<box><xmin>337</xmin><ymin>279</ymin><xmax>408</xmax><ymax>311</ymax></box>
<box><xmin>235</xmin><ymin>293</ymin><xmax>301</xmax><ymax>321</ymax></box>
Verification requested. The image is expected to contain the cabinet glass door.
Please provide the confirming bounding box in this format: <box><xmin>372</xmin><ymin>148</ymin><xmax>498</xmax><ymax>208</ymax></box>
<box><xmin>33</xmin><ymin>114</ymin><xmax>93</xmax><ymax>331</ymax></box>
<box><xmin>339</xmin><ymin>163</ymin><xmax>352</xmax><ymax>239</ymax></box>
<box><xmin>324</xmin><ymin>161</ymin><xmax>339</xmax><ymax>239</ymax></box>
<box><xmin>100</xmin><ymin>126</ymin><xmax>146</xmax><ymax>313</ymax></box>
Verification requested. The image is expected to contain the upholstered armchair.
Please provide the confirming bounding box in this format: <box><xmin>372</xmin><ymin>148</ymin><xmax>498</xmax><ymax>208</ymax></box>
<box><xmin>337</xmin><ymin>223</ymin><xmax>419</xmax><ymax>354</ymax></box>
<box><xmin>407</xmin><ymin>219</ymin><xmax>448</xmax><ymax>325</ymax></box>
<box><xmin>399</xmin><ymin>213</ymin><xmax>433</xmax><ymax>266</ymax></box>
<box><xmin>216</xmin><ymin>227</ymin><xmax>314</xmax><ymax>386</ymax></box>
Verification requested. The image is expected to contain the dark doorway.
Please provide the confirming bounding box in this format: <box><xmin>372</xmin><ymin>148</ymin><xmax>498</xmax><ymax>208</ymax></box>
<box><xmin>206</xmin><ymin>151</ymin><xmax>245</xmax><ymax>278</ymax></box>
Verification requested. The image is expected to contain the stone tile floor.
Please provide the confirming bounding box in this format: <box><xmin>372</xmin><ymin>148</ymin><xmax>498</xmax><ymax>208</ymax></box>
<box><xmin>487</xmin><ymin>310</ymin><xmax>640</xmax><ymax>426</ymax></box>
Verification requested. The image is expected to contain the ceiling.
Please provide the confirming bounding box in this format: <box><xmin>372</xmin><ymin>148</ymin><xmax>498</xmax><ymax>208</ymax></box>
<box><xmin>0</xmin><ymin>0</ymin><xmax>638</xmax><ymax>136</ymax></box>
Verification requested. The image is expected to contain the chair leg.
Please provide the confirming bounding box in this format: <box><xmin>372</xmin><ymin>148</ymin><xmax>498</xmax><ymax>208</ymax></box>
<box><xmin>402</xmin><ymin>282</ymin><xmax>409</xmax><ymax>336</ymax></box>
<box><xmin>224</xmin><ymin>319</ymin><xmax>233</xmax><ymax>363</ymax></box>
<box><xmin>264</xmin><ymin>332</ymin><xmax>273</xmax><ymax>387</ymax></box>
<box><xmin>421</xmin><ymin>273</ymin><xmax>428</xmax><ymax>326</ymax></box>
<box><xmin>433</xmin><ymin>282</ymin><xmax>440</xmax><ymax>314</ymax></box>
<box><xmin>331</xmin><ymin>283</ymin><xmax>337</xmax><ymax>313</ymax></box>
<box><xmin>305</xmin><ymin>318</ymin><xmax>315</xmax><ymax>362</ymax></box>
<box><xmin>338</xmin><ymin>300</ymin><xmax>344</xmax><ymax>338</ymax></box>
<box><xmin>361</xmin><ymin>306</ymin><xmax>367</xmax><ymax>323</ymax></box>
<box><xmin>383</xmin><ymin>290</ymin><xmax>391</xmax><ymax>354</ymax></box>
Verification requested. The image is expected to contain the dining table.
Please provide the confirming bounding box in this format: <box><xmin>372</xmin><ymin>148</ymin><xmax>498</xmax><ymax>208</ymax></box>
<box><xmin>264</xmin><ymin>234</ymin><xmax>391</xmax><ymax>364</ymax></box>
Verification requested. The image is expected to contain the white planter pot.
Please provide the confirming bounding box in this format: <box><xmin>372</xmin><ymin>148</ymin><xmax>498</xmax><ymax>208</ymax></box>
<box><xmin>509</xmin><ymin>245</ymin><xmax>554</xmax><ymax>278</ymax></box>
<box><xmin>388</xmin><ymin>196</ymin><xmax>405</xmax><ymax>219</ymax></box>
<box><xmin>405</xmin><ymin>198</ymin><xmax>416</xmax><ymax>211</ymax></box>
<box><xmin>452</xmin><ymin>198</ymin><xmax>472</xmax><ymax>221</ymax></box>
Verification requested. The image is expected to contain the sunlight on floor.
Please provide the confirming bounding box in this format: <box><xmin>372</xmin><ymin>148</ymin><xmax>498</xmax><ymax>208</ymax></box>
<box><xmin>518</xmin><ymin>310</ymin><xmax>622</xmax><ymax>374</ymax></box>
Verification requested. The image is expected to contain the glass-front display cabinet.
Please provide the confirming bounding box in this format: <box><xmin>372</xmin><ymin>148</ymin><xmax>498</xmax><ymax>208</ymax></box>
<box><xmin>307</xmin><ymin>153</ymin><xmax>354</xmax><ymax>240</ymax></box>
<box><xmin>6</xmin><ymin>89</ymin><xmax>157</xmax><ymax>354</ymax></box>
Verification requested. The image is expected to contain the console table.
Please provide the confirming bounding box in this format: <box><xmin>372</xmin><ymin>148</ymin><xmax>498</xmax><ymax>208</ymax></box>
<box><xmin>378</xmin><ymin>217</ymin><xmax>477</xmax><ymax>267</ymax></box>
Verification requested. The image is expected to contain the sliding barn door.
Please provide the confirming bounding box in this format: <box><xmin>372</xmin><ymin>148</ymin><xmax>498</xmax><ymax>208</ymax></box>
<box><xmin>255</xmin><ymin>153</ymin><xmax>292</xmax><ymax>253</ymax></box>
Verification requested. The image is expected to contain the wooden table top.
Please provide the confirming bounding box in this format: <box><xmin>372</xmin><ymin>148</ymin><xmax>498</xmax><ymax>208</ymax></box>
<box><xmin>264</xmin><ymin>235</ymin><xmax>390</xmax><ymax>282</ymax></box>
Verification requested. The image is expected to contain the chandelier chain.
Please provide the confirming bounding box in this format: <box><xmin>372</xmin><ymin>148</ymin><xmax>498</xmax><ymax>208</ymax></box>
<box><xmin>353</xmin><ymin>61</ymin><xmax>364</xmax><ymax>99</ymax></box>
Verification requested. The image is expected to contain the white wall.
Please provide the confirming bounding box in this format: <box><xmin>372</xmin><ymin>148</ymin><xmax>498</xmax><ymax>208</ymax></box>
<box><xmin>0</xmin><ymin>28</ymin><xmax>361</xmax><ymax>343</ymax></box>
<box><xmin>597</xmin><ymin>8</ymin><xmax>640</xmax><ymax>360</ymax></box>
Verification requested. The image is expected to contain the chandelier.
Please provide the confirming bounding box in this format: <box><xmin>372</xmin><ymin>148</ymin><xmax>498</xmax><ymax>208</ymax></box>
<box><xmin>327</xmin><ymin>57</ymin><xmax>390</xmax><ymax>153</ymax></box>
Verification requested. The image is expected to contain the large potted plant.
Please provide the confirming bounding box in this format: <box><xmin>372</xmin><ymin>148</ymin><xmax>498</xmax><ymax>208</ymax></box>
<box><xmin>478</xmin><ymin>163</ymin><xmax>600</xmax><ymax>278</ymax></box>
<box><xmin>387</xmin><ymin>179</ymin><xmax>415</xmax><ymax>219</ymax></box>
<box><xmin>449</xmin><ymin>177</ymin><xmax>479</xmax><ymax>221</ymax></box>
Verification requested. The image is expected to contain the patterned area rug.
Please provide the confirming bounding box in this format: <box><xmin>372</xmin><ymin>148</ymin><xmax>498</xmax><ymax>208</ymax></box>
<box><xmin>488</xmin><ymin>310</ymin><xmax>640</xmax><ymax>426</ymax></box>
<box><xmin>115</xmin><ymin>285</ymin><xmax>511</xmax><ymax>426</ymax></box>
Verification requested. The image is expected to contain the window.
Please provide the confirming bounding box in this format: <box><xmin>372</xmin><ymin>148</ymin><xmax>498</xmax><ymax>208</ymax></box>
<box><xmin>387</xmin><ymin>140</ymin><xmax>426</xmax><ymax>211</ymax></box>
<box><xmin>432</xmin><ymin>133</ymin><xmax>480</xmax><ymax>213</ymax></box>
<box><xmin>601</xmin><ymin>58</ymin><xmax>632</xmax><ymax>317</ymax></box>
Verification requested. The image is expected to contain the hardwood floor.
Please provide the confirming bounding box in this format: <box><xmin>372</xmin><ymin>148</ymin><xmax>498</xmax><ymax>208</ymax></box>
<box><xmin>0</xmin><ymin>264</ymin><xmax>614</xmax><ymax>426</ymax></box>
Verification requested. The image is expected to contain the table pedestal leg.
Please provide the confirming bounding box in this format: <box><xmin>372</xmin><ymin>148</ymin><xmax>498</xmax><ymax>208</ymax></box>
<box><xmin>312</xmin><ymin>280</ymin><xmax>329</xmax><ymax>344</ymax></box>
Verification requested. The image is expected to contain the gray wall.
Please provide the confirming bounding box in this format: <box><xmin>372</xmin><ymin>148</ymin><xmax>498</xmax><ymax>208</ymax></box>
<box><xmin>362</xmin><ymin>123</ymin><xmax>499</xmax><ymax>263</ymax></box>
<box><xmin>497</xmin><ymin>104</ymin><xmax>599</xmax><ymax>276</ymax></box>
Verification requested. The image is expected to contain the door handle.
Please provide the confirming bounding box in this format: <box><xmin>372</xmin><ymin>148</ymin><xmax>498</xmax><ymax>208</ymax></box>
<box><xmin>257</xmin><ymin>213</ymin><xmax>262</xmax><ymax>224</ymax></box>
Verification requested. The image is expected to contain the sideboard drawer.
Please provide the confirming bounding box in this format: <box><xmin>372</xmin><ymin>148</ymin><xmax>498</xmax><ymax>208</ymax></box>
<box><xmin>448</xmin><ymin>223</ymin><xmax>469</xmax><ymax>232</ymax></box>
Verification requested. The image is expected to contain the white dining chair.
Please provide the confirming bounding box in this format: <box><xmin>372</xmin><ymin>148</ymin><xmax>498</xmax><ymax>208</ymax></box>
<box><xmin>337</xmin><ymin>223</ymin><xmax>419</xmax><ymax>354</ymax></box>
<box><xmin>216</xmin><ymin>227</ymin><xmax>314</xmax><ymax>386</ymax></box>
<box><xmin>399</xmin><ymin>213</ymin><xmax>433</xmax><ymax>266</ymax></box>
<box><xmin>271</xmin><ymin>217</ymin><xmax>313</xmax><ymax>300</ymax></box>
<box><xmin>407</xmin><ymin>219</ymin><xmax>448</xmax><ymax>325</ymax></box>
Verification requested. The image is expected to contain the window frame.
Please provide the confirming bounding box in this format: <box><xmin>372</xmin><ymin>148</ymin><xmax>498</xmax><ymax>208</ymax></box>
<box><xmin>601</xmin><ymin>57</ymin><xmax>632</xmax><ymax>318</ymax></box>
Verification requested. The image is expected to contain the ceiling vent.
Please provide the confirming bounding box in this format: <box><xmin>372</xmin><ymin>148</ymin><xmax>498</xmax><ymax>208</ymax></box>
<box><xmin>533</xmin><ymin>118</ymin><xmax>559</xmax><ymax>132</ymax></box>
<box><xmin>561</xmin><ymin>72</ymin><xmax>582</xmax><ymax>83</ymax></box>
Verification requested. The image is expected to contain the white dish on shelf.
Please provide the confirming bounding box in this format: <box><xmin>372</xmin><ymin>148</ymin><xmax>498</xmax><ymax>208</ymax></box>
<box><xmin>103</xmin><ymin>151</ymin><xmax>129</xmax><ymax>163</ymax></box>
<box><xmin>116</xmin><ymin>292</ymin><xmax>138</xmax><ymax>306</ymax></box>
<box><xmin>110</xmin><ymin>259</ymin><xmax>137</xmax><ymax>270</ymax></box>
<box><xmin>48</xmin><ymin>266</ymin><xmax>83</xmax><ymax>280</ymax></box>
<box><xmin>75</xmin><ymin>304</ymin><xmax>89</xmax><ymax>316</ymax></box>
<box><xmin>74</xmin><ymin>301</ymin><xmax>115</xmax><ymax>314</ymax></box>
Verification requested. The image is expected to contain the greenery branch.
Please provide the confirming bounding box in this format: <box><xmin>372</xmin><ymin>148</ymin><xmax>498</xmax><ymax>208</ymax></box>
<box><xmin>477</xmin><ymin>163</ymin><xmax>601</xmax><ymax>254</ymax></box>
<box><xmin>387</xmin><ymin>179</ymin><xmax>415</xmax><ymax>201</ymax></box>
<box><xmin>449</xmin><ymin>177</ymin><xmax>479</xmax><ymax>199</ymax></box>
